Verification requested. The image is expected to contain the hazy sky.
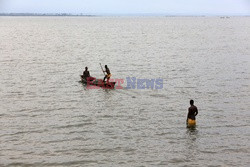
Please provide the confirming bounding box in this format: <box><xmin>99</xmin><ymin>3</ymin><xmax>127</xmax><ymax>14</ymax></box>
<box><xmin>0</xmin><ymin>0</ymin><xmax>250</xmax><ymax>15</ymax></box>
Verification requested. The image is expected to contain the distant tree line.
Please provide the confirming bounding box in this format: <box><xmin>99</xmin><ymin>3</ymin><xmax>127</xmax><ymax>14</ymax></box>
<box><xmin>0</xmin><ymin>13</ymin><xmax>96</xmax><ymax>16</ymax></box>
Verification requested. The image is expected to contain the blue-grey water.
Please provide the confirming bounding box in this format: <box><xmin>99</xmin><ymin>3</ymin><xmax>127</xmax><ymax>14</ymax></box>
<box><xmin>0</xmin><ymin>16</ymin><xmax>250</xmax><ymax>167</ymax></box>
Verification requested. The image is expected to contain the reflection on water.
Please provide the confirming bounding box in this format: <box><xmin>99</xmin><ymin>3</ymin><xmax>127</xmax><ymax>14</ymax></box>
<box><xmin>184</xmin><ymin>128</ymin><xmax>199</xmax><ymax>164</ymax></box>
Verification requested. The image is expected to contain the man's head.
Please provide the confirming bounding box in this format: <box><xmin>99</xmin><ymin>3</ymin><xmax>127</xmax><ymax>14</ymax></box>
<box><xmin>85</xmin><ymin>67</ymin><xmax>88</xmax><ymax>70</ymax></box>
<box><xmin>105</xmin><ymin>65</ymin><xmax>108</xmax><ymax>68</ymax></box>
<box><xmin>190</xmin><ymin>100</ymin><xmax>194</xmax><ymax>105</ymax></box>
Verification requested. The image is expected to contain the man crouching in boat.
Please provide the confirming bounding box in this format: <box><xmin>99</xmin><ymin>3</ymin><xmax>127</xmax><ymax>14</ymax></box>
<box><xmin>187</xmin><ymin>100</ymin><xmax>198</xmax><ymax>127</ymax></box>
<box><xmin>82</xmin><ymin>67</ymin><xmax>95</xmax><ymax>82</ymax></box>
<box><xmin>83</xmin><ymin>67</ymin><xmax>90</xmax><ymax>80</ymax></box>
<box><xmin>103</xmin><ymin>65</ymin><xmax>111</xmax><ymax>83</ymax></box>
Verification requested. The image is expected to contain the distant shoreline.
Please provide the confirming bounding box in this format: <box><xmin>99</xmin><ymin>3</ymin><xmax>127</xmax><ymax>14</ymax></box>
<box><xmin>0</xmin><ymin>13</ymin><xmax>249</xmax><ymax>17</ymax></box>
<box><xmin>0</xmin><ymin>13</ymin><xmax>97</xmax><ymax>17</ymax></box>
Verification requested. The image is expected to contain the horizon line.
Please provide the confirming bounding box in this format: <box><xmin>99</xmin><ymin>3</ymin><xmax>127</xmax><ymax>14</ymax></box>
<box><xmin>1</xmin><ymin>13</ymin><xmax>250</xmax><ymax>17</ymax></box>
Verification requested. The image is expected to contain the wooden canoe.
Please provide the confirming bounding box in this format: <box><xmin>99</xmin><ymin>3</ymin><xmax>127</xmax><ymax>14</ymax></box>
<box><xmin>80</xmin><ymin>75</ymin><xmax>116</xmax><ymax>89</ymax></box>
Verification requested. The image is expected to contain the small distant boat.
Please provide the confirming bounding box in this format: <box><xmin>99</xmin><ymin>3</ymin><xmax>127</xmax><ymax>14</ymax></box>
<box><xmin>80</xmin><ymin>75</ymin><xmax>116</xmax><ymax>89</ymax></box>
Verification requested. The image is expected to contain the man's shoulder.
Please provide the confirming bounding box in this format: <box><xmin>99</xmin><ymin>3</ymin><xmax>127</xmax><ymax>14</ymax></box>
<box><xmin>189</xmin><ymin>105</ymin><xmax>197</xmax><ymax>110</ymax></box>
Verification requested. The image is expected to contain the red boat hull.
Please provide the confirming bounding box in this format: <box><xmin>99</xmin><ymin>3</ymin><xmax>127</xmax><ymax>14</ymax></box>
<box><xmin>80</xmin><ymin>75</ymin><xmax>116</xmax><ymax>89</ymax></box>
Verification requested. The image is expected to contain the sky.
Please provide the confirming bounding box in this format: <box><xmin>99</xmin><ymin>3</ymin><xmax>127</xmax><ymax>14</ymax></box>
<box><xmin>0</xmin><ymin>0</ymin><xmax>250</xmax><ymax>15</ymax></box>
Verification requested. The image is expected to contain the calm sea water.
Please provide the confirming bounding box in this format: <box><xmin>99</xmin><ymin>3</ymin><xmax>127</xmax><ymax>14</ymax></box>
<box><xmin>0</xmin><ymin>16</ymin><xmax>250</xmax><ymax>167</ymax></box>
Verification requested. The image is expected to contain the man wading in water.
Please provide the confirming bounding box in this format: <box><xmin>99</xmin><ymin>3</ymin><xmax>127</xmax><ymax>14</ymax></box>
<box><xmin>187</xmin><ymin>100</ymin><xmax>198</xmax><ymax>127</ymax></box>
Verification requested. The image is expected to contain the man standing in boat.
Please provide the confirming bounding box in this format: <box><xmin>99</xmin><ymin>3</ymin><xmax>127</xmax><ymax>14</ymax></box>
<box><xmin>103</xmin><ymin>65</ymin><xmax>111</xmax><ymax>83</ymax></box>
<box><xmin>187</xmin><ymin>100</ymin><xmax>198</xmax><ymax>127</ymax></box>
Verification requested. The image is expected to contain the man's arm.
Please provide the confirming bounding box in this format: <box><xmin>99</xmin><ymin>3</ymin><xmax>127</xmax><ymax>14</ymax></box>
<box><xmin>195</xmin><ymin>108</ymin><xmax>198</xmax><ymax>116</ymax></box>
<box><xmin>187</xmin><ymin>109</ymin><xmax>190</xmax><ymax>123</ymax></box>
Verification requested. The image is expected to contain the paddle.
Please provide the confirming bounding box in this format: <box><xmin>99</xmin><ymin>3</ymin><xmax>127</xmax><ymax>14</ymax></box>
<box><xmin>99</xmin><ymin>63</ymin><xmax>106</xmax><ymax>76</ymax></box>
